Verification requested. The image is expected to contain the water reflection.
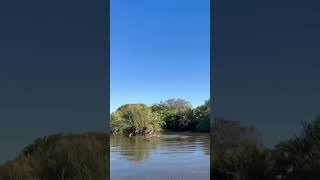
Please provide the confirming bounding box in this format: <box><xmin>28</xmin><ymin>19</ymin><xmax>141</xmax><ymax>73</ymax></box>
<box><xmin>111</xmin><ymin>131</ymin><xmax>210</xmax><ymax>180</ymax></box>
<box><xmin>111</xmin><ymin>135</ymin><xmax>163</xmax><ymax>163</ymax></box>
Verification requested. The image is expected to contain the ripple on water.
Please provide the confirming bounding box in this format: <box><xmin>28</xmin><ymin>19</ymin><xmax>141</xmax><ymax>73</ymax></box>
<box><xmin>111</xmin><ymin>132</ymin><xmax>210</xmax><ymax>180</ymax></box>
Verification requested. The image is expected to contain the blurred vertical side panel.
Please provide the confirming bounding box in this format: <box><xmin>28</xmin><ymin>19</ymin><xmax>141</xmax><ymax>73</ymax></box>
<box><xmin>210</xmin><ymin>0</ymin><xmax>214</xmax><ymax>179</ymax></box>
<box><xmin>0</xmin><ymin>0</ymin><xmax>109</xmax><ymax>179</ymax></box>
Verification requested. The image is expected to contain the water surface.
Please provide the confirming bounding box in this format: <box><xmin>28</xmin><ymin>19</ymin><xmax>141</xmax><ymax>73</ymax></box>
<box><xmin>111</xmin><ymin>131</ymin><xmax>209</xmax><ymax>180</ymax></box>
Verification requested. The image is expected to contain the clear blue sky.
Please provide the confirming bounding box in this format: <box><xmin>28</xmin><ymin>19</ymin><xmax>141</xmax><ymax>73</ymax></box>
<box><xmin>110</xmin><ymin>0</ymin><xmax>210</xmax><ymax>112</ymax></box>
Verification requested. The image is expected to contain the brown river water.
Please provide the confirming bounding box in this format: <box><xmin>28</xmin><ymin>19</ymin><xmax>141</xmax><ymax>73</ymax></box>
<box><xmin>110</xmin><ymin>131</ymin><xmax>210</xmax><ymax>180</ymax></box>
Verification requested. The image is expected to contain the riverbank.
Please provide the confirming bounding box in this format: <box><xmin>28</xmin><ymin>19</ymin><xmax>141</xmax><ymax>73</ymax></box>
<box><xmin>111</xmin><ymin>99</ymin><xmax>210</xmax><ymax>137</ymax></box>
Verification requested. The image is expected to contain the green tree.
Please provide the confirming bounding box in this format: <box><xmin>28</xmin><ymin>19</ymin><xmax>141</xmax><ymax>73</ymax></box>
<box><xmin>193</xmin><ymin>99</ymin><xmax>210</xmax><ymax>132</ymax></box>
<box><xmin>151</xmin><ymin>98</ymin><xmax>210</xmax><ymax>132</ymax></box>
<box><xmin>159</xmin><ymin>98</ymin><xmax>192</xmax><ymax>111</ymax></box>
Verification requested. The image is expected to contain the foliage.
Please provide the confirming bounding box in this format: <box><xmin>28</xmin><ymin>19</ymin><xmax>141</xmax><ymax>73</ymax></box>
<box><xmin>111</xmin><ymin>99</ymin><xmax>210</xmax><ymax>134</ymax></box>
<box><xmin>211</xmin><ymin>118</ymin><xmax>270</xmax><ymax>180</ymax></box>
<box><xmin>157</xmin><ymin>98</ymin><xmax>192</xmax><ymax>111</ymax></box>
<box><xmin>150</xmin><ymin>99</ymin><xmax>210</xmax><ymax>132</ymax></box>
<box><xmin>110</xmin><ymin>104</ymin><xmax>165</xmax><ymax>136</ymax></box>
<box><xmin>193</xmin><ymin>99</ymin><xmax>210</xmax><ymax>132</ymax></box>
<box><xmin>211</xmin><ymin>116</ymin><xmax>320</xmax><ymax>180</ymax></box>
<box><xmin>0</xmin><ymin>133</ymin><xmax>108</xmax><ymax>180</ymax></box>
<box><xmin>270</xmin><ymin>117</ymin><xmax>320</xmax><ymax>180</ymax></box>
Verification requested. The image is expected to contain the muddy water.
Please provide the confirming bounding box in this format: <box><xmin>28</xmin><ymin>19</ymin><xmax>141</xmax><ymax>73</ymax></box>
<box><xmin>111</xmin><ymin>131</ymin><xmax>210</xmax><ymax>180</ymax></box>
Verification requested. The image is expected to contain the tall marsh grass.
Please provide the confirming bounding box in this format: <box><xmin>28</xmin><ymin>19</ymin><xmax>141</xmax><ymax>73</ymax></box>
<box><xmin>111</xmin><ymin>104</ymin><xmax>165</xmax><ymax>136</ymax></box>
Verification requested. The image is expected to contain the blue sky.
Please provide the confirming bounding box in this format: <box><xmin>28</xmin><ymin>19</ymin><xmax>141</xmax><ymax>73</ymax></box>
<box><xmin>110</xmin><ymin>0</ymin><xmax>210</xmax><ymax>112</ymax></box>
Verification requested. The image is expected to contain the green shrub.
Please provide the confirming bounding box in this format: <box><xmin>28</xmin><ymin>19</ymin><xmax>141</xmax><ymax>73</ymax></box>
<box><xmin>111</xmin><ymin>104</ymin><xmax>165</xmax><ymax>136</ymax></box>
<box><xmin>211</xmin><ymin>117</ymin><xmax>320</xmax><ymax>180</ymax></box>
<box><xmin>193</xmin><ymin>101</ymin><xmax>210</xmax><ymax>132</ymax></box>
<box><xmin>0</xmin><ymin>133</ymin><xmax>108</xmax><ymax>180</ymax></box>
<box><xmin>151</xmin><ymin>99</ymin><xmax>210</xmax><ymax>132</ymax></box>
<box><xmin>271</xmin><ymin>117</ymin><xmax>320</xmax><ymax>180</ymax></box>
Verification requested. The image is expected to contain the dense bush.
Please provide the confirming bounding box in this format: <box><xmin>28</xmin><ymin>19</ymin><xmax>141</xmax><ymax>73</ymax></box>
<box><xmin>192</xmin><ymin>99</ymin><xmax>210</xmax><ymax>132</ymax></box>
<box><xmin>151</xmin><ymin>99</ymin><xmax>210</xmax><ymax>132</ymax></box>
<box><xmin>211</xmin><ymin>118</ymin><xmax>270</xmax><ymax>180</ymax></box>
<box><xmin>111</xmin><ymin>104</ymin><xmax>165</xmax><ymax>136</ymax></box>
<box><xmin>270</xmin><ymin>117</ymin><xmax>320</xmax><ymax>180</ymax></box>
<box><xmin>211</xmin><ymin>117</ymin><xmax>320</xmax><ymax>180</ymax></box>
<box><xmin>111</xmin><ymin>99</ymin><xmax>210</xmax><ymax>135</ymax></box>
<box><xmin>0</xmin><ymin>133</ymin><xmax>108</xmax><ymax>180</ymax></box>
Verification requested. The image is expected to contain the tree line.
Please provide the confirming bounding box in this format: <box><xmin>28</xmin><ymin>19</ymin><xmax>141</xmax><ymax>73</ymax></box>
<box><xmin>110</xmin><ymin>98</ymin><xmax>210</xmax><ymax>136</ymax></box>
